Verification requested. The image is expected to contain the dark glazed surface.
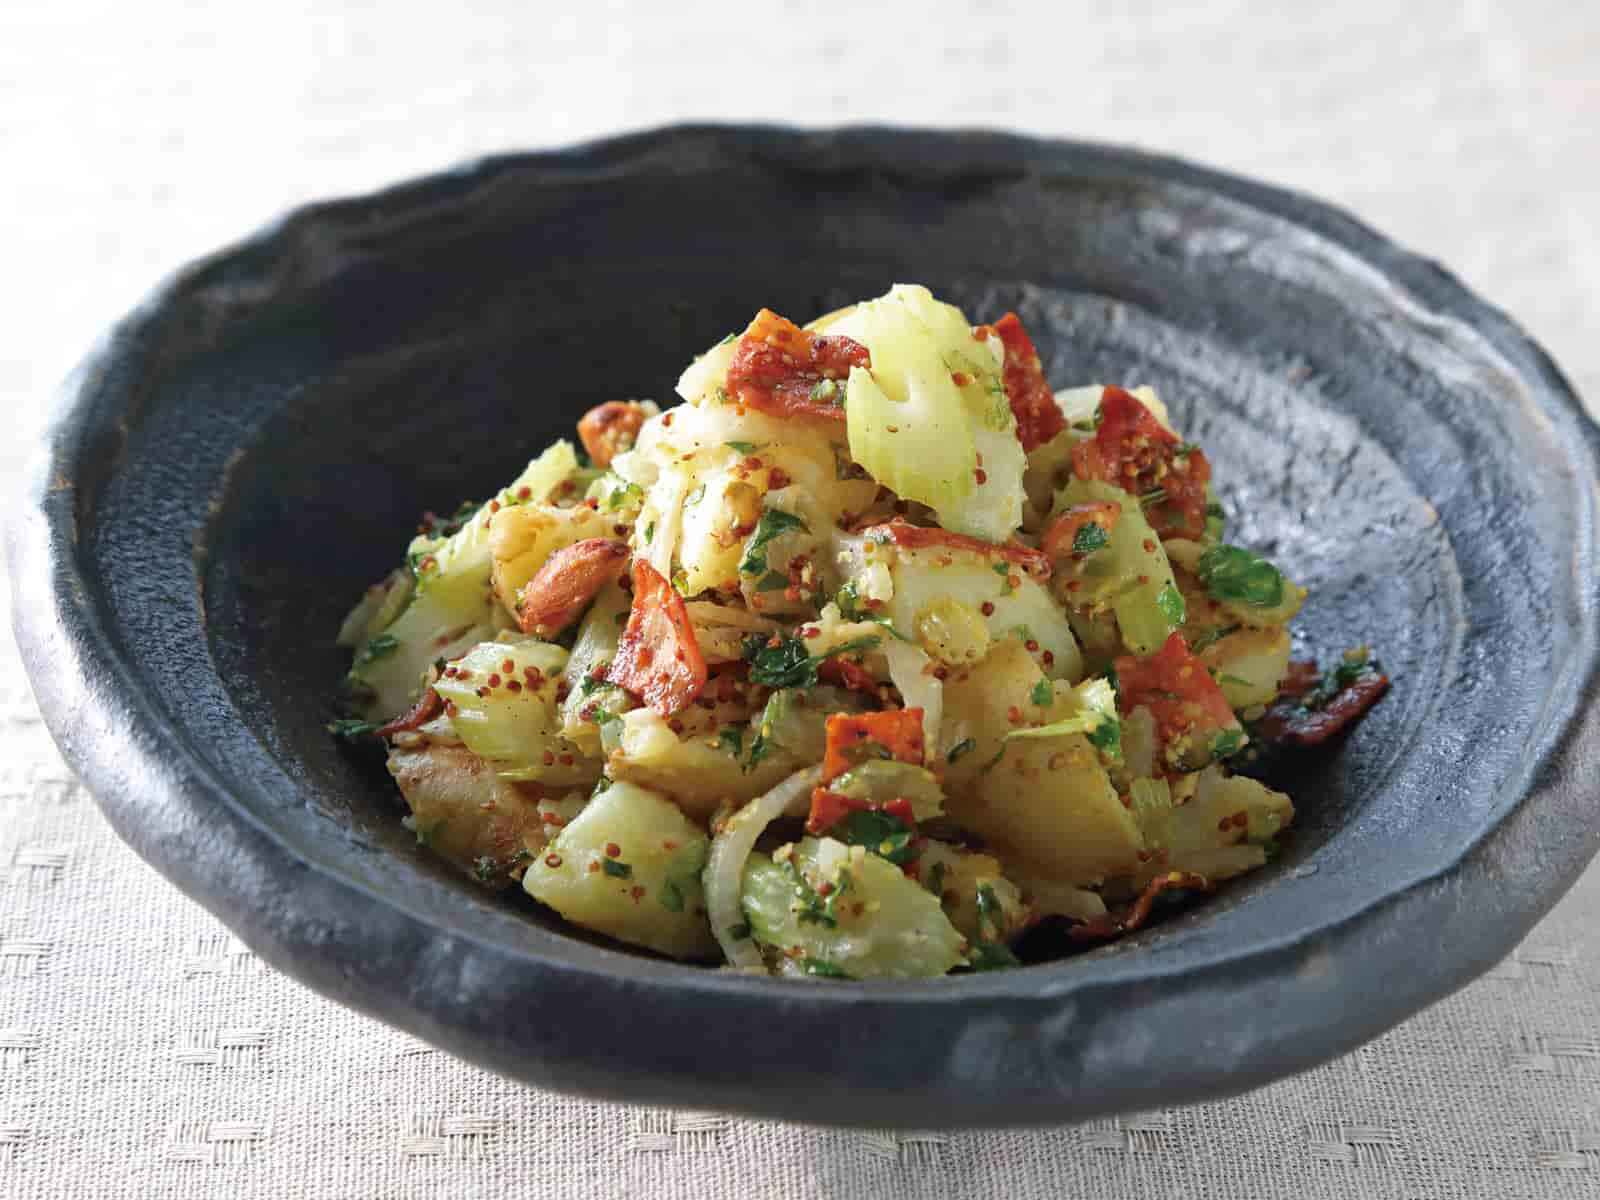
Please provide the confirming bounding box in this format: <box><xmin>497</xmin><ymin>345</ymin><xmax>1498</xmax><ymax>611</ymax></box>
<box><xmin>10</xmin><ymin>126</ymin><xmax>1600</xmax><ymax>1128</ymax></box>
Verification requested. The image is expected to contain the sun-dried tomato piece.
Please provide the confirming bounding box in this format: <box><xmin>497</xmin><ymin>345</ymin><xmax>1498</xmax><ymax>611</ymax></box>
<box><xmin>820</xmin><ymin>708</ymin><xmax>926</xmax><ymax>784</ymax></box>
<box><xmin>1071</xmin><ymin>386</ymin><xmax>1211</xmax><ymax>540</ymax></box>
<box><xmin>1260</xmin><ymin>660</ymin><xmax>1391</xmax><ymax>747</ymax></box>
<box><xmin>606</xmin><ymin>560</ymin><xmax>708</xmax><ymax>717</ymax></box>
<box><xmin>1067</xmin><ymin>871</ymin><xmax>1213</xmax><ymax>942</ymax></box>
<box><xmin>517</xmin><ymin>539</ymin><xmax>631</xmax><ymax>638</ymax></box>
<box><xmin>977</xmin><ymin>312</ymin><xmax>1065</xmax><ymax>452</ymax></box>
<box><xmin>576</xmin><ymin>401</ymin><xmax>650</xmax><ymax>468</ymax></box>
<box><xmin>1277</xmin><ymin>659</ymin><xmax>1322</xmax><ymax>701</ymax></box>
<box><xmin>818</xmin><ymin>654</ymin><xmax>879</xmax><ymax>695</ymax></box>
<box><xmin>1113</xmin><ymin>632</ymin><xmax>1240</xmax><ymax>766</ymax></box>
<box><xmin>374</xmin><ymin>688</ymin><xmax>443</xmax><ymax>738</ymax></box>
<box><xmin>864</xmin><ymin>518</ymin><xmax>1051</xmax><ymax>580</ymax></box>
<box><xmin>1040</xmin><ymin>500</ymin><xmax>1123</xmax><ymax>558</ymax></box>
<box><xmin>723</xmin><ymin>309</ymin><xmax>868</xmax><ymax>423</ymax></box>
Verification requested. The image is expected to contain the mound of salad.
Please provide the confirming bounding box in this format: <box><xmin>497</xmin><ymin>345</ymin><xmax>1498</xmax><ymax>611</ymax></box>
<box><xmin>332</xmin><ymin>285</ymin><xmax>1388</xmax><ymax>978</ymax></box>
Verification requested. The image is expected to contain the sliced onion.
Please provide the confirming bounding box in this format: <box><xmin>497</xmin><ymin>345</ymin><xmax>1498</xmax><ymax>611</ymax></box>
<box><xmin>703</xmin><ymin>765</ymin><xmax>820</xmax><ymax>970</ymax></box>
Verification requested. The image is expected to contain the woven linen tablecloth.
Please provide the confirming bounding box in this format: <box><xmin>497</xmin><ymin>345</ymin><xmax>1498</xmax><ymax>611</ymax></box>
<box><xmin>3</xmin><ymin>3</ymin><xmax>1597</xmax><ymax>1197</ymax></box>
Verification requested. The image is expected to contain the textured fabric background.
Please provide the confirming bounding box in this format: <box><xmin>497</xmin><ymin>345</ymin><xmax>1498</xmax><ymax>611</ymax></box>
<box><xmin>2</xmin><ymin>2</ymin><xmax>1597</xmax><ymax>1197</ymax></box>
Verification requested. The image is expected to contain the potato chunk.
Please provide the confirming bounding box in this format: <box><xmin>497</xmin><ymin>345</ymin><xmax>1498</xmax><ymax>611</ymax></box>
<box><xmin>523</xmin><ymin>781</ymin><xmax>717</xmax><ymax>960</ymax></box>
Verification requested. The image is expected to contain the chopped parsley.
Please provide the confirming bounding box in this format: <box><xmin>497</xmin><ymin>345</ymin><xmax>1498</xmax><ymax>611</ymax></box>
<box><xmin>1088</xmin><ymin>717</ymin><xmax>1122</xmax><ymax>756</ymax></box>
<box><xmin>831</xmin><ymin>808</ymin><xmax>917</xmax><ymax>866</ymax></box>
<box><xmin>756</xmin><ymin>570</ymin><xmax>789</xmax><ymax>592</ymax></box>
<box><xmin>1030</xmin><ymin>678</ymin><xmax>1053</xmax><ymax>708</ymax></box>
<box><xmin>1072</xmin><ymin>522</ymin><xmax>1110</xmax><ymax>554</ymax></box>
<box><xmin>1188</xmin><ymin>624</ymin><xmax>1239</xmax><ymax>653</ymax></box>
<box><xmin>643</xmin><ymin>521</ymin><xmax>655</xmax><ymax>544</ymax></box>
<box><xmin>658</xmin><ymin>880</ymin><xmax>686</xmax><ymax>912</ymax></box>
<box><xmin>808</xmin><ymin>378</ymin><xmax>842</xmax><ymax>405</ymax></box>
<box><xmin>354</xmin><ymin>633</ymin><xmax>400</xmax><ymax>666</ymax></box>
<box><xmin>1197</xmin><ymin>544</ymin><xmax>1286</xmax><ymax>609</ymax></box>
<box><xmin>604</xmin><ymin>480</ymin><xmax>643</xmax><ymax>511</ymax></box>
<box><xmin>740</xmin><ymin>633</ymin><xmax>881</xmax><ymax>690</ymax></box>
<box><xmin>835</xmin><ymin>581</ymin><xmax>910</xmax><ymax>640</ymax></box>
<box><xmin>1210</xmin><ymin>727</ymin><xmax>1246</xmax><ymax>759</ymax></box>
<box><xmin>601</xmin><ymin>858</ymin><xmax>633</xmax><ymax>880</ymax></box>
<box><xmin>967</xmin><ymin>885</ymin><xmax>1020</xmax><ymax>970</ymax></box>
<box><xmin>327</xmin><ymin>718</ymin><xmax>380</xmax><ymax>740</ymax></box>
<box><xmin>1155</xmin><ymin>582</ymin><xmax>1187</xmax><ymax>627</ymax></box>
<box><xmin>724</xmin><ymin>440</ymin><xmax>759</xmax><ymax>455</ymax></box>
<box><xmin>783</xmin><ymin>859</ymin><xmax>849</xmax><ymax>928</ymax></box>
<box><xmin>717</xmin><ymin>727</ymin><xmax>744</xmax><ymax>758</ymax></box>
<box><xmin>738</xmin><ymin>508</ymin><xmax>809</xmax><ymax>577</ymax></box>
<box><xmin>800</xmin><ymin>957</ymin><xmax>852</xmax><ymax>979</ymax></box>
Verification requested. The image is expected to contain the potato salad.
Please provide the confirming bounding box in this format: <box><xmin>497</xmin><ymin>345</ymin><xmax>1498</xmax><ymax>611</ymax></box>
<box><xmin>333</xmin><ymin>284</ymin><xmax>1388</xmax><ymax>978</ymax></box>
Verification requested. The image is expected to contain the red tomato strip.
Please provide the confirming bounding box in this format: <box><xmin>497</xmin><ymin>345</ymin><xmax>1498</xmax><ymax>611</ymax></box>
<box><xmin>375</xmin><ymin>688</ymin><xmax>443</xmax><ymax>738</ymax></box>
<box><xmin>1071</xmin><ymin>386</ymin><xmax>1211</xmax><ymax>540</ymax></box>
<box><xmin>820</xmin><ymin>708</ymin><xmax>926</xmax><ymax>784</ymax></box>
<box><xmin>606</xmin><ymin>561</ymin><xmax>708</xmax><ymax>717</ymax></box>
<box><xmin>977</xmin><ymin>312</ymin><xmax>1065</xmax><ymax>452</ymax></box>
<box><xmin>1113</xmin><ymin>632</ymin><xmax>1239</xmax><ymax>749</ymax></box>
<box><xmin>1067</xmin><ymin>871</ymin><xmax>1213</xmax><ymax>942</ymax></box>
<box><xmin>724</xmin><ymin>309</ymin><xmax>868</xmax><ymax>423</ymax></box>
<box><xmin>864</xmin><ymin>518</ymin><xmax>1051</xmax><ymax>580</ymax></box>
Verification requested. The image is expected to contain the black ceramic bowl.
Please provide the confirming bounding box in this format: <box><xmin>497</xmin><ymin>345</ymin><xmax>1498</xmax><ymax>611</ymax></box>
<box><xmin>11</xmin><ymin>126</ymin><xmax>1600</xmax><ymax>1129</ymax></box>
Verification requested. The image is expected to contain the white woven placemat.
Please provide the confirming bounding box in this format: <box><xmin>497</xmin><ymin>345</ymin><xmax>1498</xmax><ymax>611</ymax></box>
<box><xmin>3</xmin><ymin>3</ymin><xmax>1596</xmax><ymax>1197</ymax></box>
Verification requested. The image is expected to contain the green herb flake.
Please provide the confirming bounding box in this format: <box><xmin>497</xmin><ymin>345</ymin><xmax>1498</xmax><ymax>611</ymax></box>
<box><xmin>1211</xmin><ymin>727</ymin><xmax>1246</xmax><ymax>759</ymax></box>
<box><xmin>643</xmin><ymin>521</ymin><xmax>656</xmax><ymax>544</ymax></box>
<box><xmin>1155</xmin><ymin>582</ymin><xmax>1187</xmax><ymax>627</ymax></box>
<box><xmin>725</xmin><ymin>440</ymin><xmax>759</xmax><ymax>455</ymax></box>
<box><xmin>967</xmin><ymin>941</ymin><xmax>1021</xmax><ymax>971</ymax></box>
<box><xmin>1030</xmin><ymin>678</ymin><xmax>1053</xmax><ymax>708</ymax></box>
<box><xmin>1197</xmin><ymin>544</ymin><xmax>1286</xmax><ymax>609</ymax></box>
<box><xmin>741</xmin><ymin>633</ymin><xmax>881</xmax><ymax>690</ymax></box>
<box><xmin>1088</xmin><ymin>717</ymin><xmax>1122</xmax><ymax>756</ymax></box>
<box><xmin>472</xmin><ymin>856</ymin><xmax>499</xmax><ymax>884</ymax></box>
<box><xmin>1072</xmin><ymin>522</ymin><xmax>1110</xmax><ymax>554</ymax></box>
<box><xmin>355</xmin><ymin>633</ymin><xmax>400</xmax><ymax>666</ymax></box>
<box><xmin>739</xmin><ymin>508</ymin><xmax>809</xmax><ymax>577</ymax></box>
<box><xmin>1188</xmin><ymin>625</ymin><xmax>1239</xmax><ymax>653</ymax></box>
<box><xmin>756</xmin><ymin>571</ymin><xmax>790</xmax><ymax>593</ymax></box>
<box><xmin>717</xmin><ymin>726</ymin><xmax>744</xmax><ymax>757</ymax></box>
<box><xmin>800</xmin><ymin>957</ymin><xmax>852</xmax><ymax>979</ymax></box>
<box><xmin>808</xmin><ymin>378</ymin><xmax>840</xmax><ymax>405</ymax></box>
<box><xmin>946</xmin><ymin>737</ymin><xmax>977</xmax><ymax>764</ymax></box>
<box><xmin>601</xmin><ymin>858</ymin><xmax>633</xmax><ymax>880</ymax></box>
<box><xmin>658</xmin><ymin>879</ymin><xmax>685</xmax><ymax>912</ymax></box>
<box><xmin>327</xmin><ymin>718</ymin><xmax>380</xmax><ymax>740</ymax></box>
<box><xmin>834</xmin><ymin>808</ymin><xmax>917</xmax><ymax>866</ymax></box>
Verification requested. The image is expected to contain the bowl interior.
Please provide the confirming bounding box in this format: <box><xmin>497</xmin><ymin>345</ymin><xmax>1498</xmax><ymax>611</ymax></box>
<box><xmin>39</xmin><ymin>128</ymin><xmax>1599</xmax><ymax>1124</ymax></box>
